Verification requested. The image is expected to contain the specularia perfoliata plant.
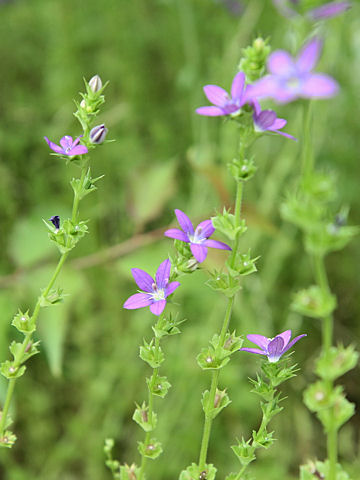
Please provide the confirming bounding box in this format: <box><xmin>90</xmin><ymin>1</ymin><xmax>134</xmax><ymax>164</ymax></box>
<box><xmin>0</xmin><ymin>75</ymin><xmax>109</xmax><ymax>448</ymax></box>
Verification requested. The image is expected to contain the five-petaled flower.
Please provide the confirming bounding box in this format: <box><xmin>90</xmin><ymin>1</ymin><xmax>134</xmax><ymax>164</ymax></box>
<box><xmin>164</xmin><ymin>209</ymin><xmax>231</xmax><ymax>263</ymax></box>
<box><xmin>240</xmin><ymin>330</ymin><xmax>306</xmax><ymax>362</ymax></box>
<box><xmin>123</xmin><ymin>259</ymin><xmax>180</xmax><ymax>316</ymax></box>
<box><xmin>248</xmin><ymin>37</ymin><xmax>339</xmax><ymax>103</ymax></box>
<box><xmin>44</xmin><ymin>135</ymin><xmax>88</xmax><ymax>156</ymax></box>
<box><xmin>196</xmin><ymin>71</ymin><xmax>250</xmax><ymax>116</ymax></box>
<box><xmin>251</xmin><ymin>99</ymin><xmax>296</xmax><ymax>140</ymax></box>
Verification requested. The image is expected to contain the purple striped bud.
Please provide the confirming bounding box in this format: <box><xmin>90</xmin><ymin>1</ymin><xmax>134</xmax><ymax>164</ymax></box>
<box><xmin>88</xmin><ymin>75</ymin><xmax>102</xmax><ymax>93</ymax></box>
<box><xmin>89</xmin><ymin>124</ymin><xmax>108</xmax><ymax>144</ymax></box>
<box><xmin>49</xmin><ymin>215</ymin><xmax>60</xmax><ymax>230</ymax></box>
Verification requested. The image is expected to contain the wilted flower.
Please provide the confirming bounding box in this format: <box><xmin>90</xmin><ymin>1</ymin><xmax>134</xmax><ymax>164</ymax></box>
<box><xmin>44</xmin><ymin>135</ymin><xmax>88</xmax><ymax>156</ymax></box>
<box><xmin>196</xmin><ymin>72</ymin><xmax>250</xmax><ymax>116</ymax></box>
<box><xmin>240</xmin><ymin>330</ymin><xmax>306</xmax><ymax>362</ymax></box>
<box><xmin>90</xmin><ymin>124</ymin><xmax>108</xmax><ymax>144</ymax></box>
<box><xmin>248</xmin><ymin>37</ymin><xmax>339</xmax><ymax>103</ymax></box>
<box><xmin>49</xmin><ymin>215</ymin><xmax>60</xmax><ymax>230</ymax></box>
<box><xmin>123</xmin><ymin>259</ymin><xmax>180</xmax><ymax>316</ymax></box>
<box><xmin>164</xmin><ymin>209</ymin><xmax>231</xmax><ymax>263</ymax></box>
<box><xmin>251</xmin><ymin>99</ymin><xmax>296</xmax><ymax>140</ymax></box>
<box><xmin>88</xmin><ymin>74</ymin><xmax>103</xmax><ymax>93</ymax></box>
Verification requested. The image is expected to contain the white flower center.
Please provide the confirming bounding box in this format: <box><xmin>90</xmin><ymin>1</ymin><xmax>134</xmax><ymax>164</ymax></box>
<box><xmin>151</xmin><ymin>286</ymin><xmax>165</xmax><ymax>301</ymax></box>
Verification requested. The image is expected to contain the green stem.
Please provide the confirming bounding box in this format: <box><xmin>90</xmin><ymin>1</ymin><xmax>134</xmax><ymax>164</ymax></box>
<box><xmin>0</xmin><ymin>163</ymin><xmax>87</xmax><ymax>436</ymax></box>
<box><xmin>138</xmin><ymin>335</ymin><xmax>161</xmax><ymax>480</ymax></box>
<box><xmin>327</xmin><ymin>424</ymin><xmax>337</xmax><ymax>480</ymax></box>
<box><xmin>197</xmin><ymin>179</ymin><xmax>244</xmax><ymax>470</ymax></box>
<box><xmin>313</xmin><ymin>254</ymin><xmax>332</xmax><ymax>355</ymax></box>
<box><xmin>301</xmin><ymin>101</ymin><xmax>313</xmax><ymax>180</ymax></box>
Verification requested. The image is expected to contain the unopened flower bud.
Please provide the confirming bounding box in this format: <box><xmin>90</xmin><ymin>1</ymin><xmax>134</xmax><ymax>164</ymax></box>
<box><xmin>90</xmin><ymin>124</ymin><xmax>108</xmax><ymax>144</ymax></box>
<box><xmin>49</xmin><ymin>215</ymin><xmax>60</xmax><ymax>230</ymax></box>
<box><xmin>88</xmin><ymin>74</ymin><xmax>102</xmax><ymax>93</ymax></box>
<box><xmin>80</xmin><ymin>99</ymin><xmax>86</xmax><ymax>109</ymax></box>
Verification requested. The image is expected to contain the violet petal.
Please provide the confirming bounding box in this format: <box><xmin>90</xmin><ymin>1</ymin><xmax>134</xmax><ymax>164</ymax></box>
<box><xmin>131</xmin><ymin>268</ymin><xmax>154</xmax><ymax>292</ymax></box>
<box><xmin>269</xmin><ymin>118</ymin><xmax>287</xmax><ymax>130</ymax></box>
<box><xmin>239</xmin><ymin>347</ymin><xmax>267</xmax><ymax>355</ymax></box>
<box><xmin>282</xmin><ymin>334</ymin><xmax>307</xmax><ymax>354</ymax></box>
<box><xmin>246</xmin><ymin>334</ymin><xmax>269</xmax><ymax>350</ymax></box>
<box><xmin>296</xmin><ymin>37</ymin><xmax>323</xmax><ymax>73</ymax></box>
<box><xmin>196</xmin><ymin>106</ymin><xmax>226</xmax><ymax>116</ymax></box>
<box><xmin>203</xmin><ymin>239</ymin><xmax>232</xmax><ymax>250</ymax></box>
<box><xmin>267</xmin><ymin>336</ymin><xmax>285</xmax><ymax>360</ymax></box>
<box><xmin>231</xmin><ymin>72</ymin><xmax>245</xmax><ymax>100</ymax></box>
<box><xmin>123</xmin><ymin>293</ymin><xmax>153</xmax><ymax>310</ymax></box>
<box><xmin>164</xmin><ymin>228</ymin><xmax>189</xmax><ymax>242</ymax></box>
<box><xmin>196</xmin><ymin>219</ymin><xmax>215</xmax><ymax>238</ymax></box>
<box><xmin>175</xmin><ymin>209</ymin><xmax>194</xmax><ymax>235</ymax></box>
<box><xmin>155</xmin><ymin>259</ymin><xmax>171</xmax><ymax>289</ymax></box>
<box><xmin>69</xmin><ymin>145</ymin><xmax>88</xmax><ymax>156</ymax></box>
<box><xmin>277</xmin><ymin>330</ymin><xmax>292</xmax><ymax>348</ymax></box>
<box><xmin>44</xmin><ymin>137</ymin><xmax>64</xmax><ymax>154</ymax></box>
<box><xmin>60</xmin><ymin>136</ymin><xmax>74</xmax><ymax>150</ymax></box>
<box><xmin>203</xmin><ymin>85</ymin><xmax>230</xmax><ymax>107</ymax></box>
<box><xmin>165</xmin><ymin>281</ymin><xmax>180</xmax><ymax>297</ymax></box>
<box><xmin>268</xmin><ymin>50</ymin><xmax>295</xmax><ymax>76</ymax></box>
<box><xmin>256</xmin><ymin>110</ymin><xmax>278</xmax><ymax>130</ymax></box>
<box><xmin>190</xmin><ymin>244</ymin><xmax>208</xmax><ymax>263</ymax></box>
<box><xmin>309</xmin><ymin>1</ymin><xmax>351</xmax><ymax>20</ymax></box>
<box><xmin>301</xmin><ymin>73</ymin><xmax>339</xmax><ymax>98</ymax></box>
<box><xmin>150</xmin><ymin>299</ymin><xmax>166</xmax><ymax>316</ymax></box>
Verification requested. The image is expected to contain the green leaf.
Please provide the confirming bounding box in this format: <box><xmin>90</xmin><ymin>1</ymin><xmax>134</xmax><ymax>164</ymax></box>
<box><xmin>132</xmin><ymin>402</ymin><xmax>157</xmax><ymax>432</ymax></box>
<box><xmin>11</xmin><ymin>310</ymin><xmax>35</xmax><ymax>334</ymax></box>
<box><xmin>0</xmin><ymin>361</ymin><xmax>26</xmax><ymax>380</ymax></box>
<box><xmin>291</xmin><ymin>285</ymin><xmax>337</xmax><ymax>319</ymax></box>
<box><xmin>179</xmin><ymin>463</ymin><xmax>217</xmax><ymax>480</ymax></box>
<box><xmin>139</xmin><ymin>339</ymin><xmax>164</xmax><ymax>368</ymax></box>
<box><xmin>315</xmin><ymin>345</ymin><xmax>359</xmax><ymax>381</ymax></box>
<box><xmin>137</xmin><ymin>438</ymin><xmax>162</xmax><ymax>459</ymax></box>
<box><xmin>211</xmin><ymin>208</ymin><xmax>247</xmax><ymax>241</ymax></box>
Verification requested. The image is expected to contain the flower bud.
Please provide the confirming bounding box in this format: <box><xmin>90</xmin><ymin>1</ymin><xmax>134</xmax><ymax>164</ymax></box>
<box><xmin>88</xmin><ymin>74</ymin><xmax>102</xmax><ymax>93</ymax></box>
<box><xmin>49</xmin><ymin>215</ymin><xmax>60</xmax><ymax>230</ymax></box>
<box><xmin>90</xmin><ymin>124</ymin><xmax>108</xmax><ymax>144</ymax></box>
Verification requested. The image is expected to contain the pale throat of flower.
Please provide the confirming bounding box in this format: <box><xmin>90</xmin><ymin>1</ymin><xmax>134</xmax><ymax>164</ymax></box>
<box><xmin>151</xmin><ymin>283</ymin><xmax>166</xmax><ymax>301</ymax></box>
<box><xmin>188</xmin><ymin>227</ymin><xmax>205</xmax><ymax>245</ymax></box>
<box><xmin>286</xmin><ymin>76</ymin><xmax>301</xmax><ymax>91</ymax></box>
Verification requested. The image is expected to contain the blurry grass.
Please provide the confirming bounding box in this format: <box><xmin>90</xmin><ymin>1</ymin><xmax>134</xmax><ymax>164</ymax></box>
<box><xmin>0</xmin><ymin>0</ymin><xmax>359</xmax><ymax>479</ymax></box>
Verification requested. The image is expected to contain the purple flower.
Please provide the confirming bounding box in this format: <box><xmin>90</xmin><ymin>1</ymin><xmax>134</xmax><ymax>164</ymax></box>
<box><xmin>240</xmin><ymin>330</ymin><xmax>306</xmax><ymax>362</ymax></box>
<box><xmin>196</xmin><ymin>72</ymin><xmax>250</xmax><ymax>117</ymax></box>
<box><xmin>308</xmin><ymin>1</ymin><xmax>351</xmax><ymax>20</ymax></box>
<box><xmin>251</xmin><ymin>99</ymin><xmax>296</xmax><ymax>140</ymax></box>
<box><xmin>49</xmin><ymin>215</ymin><xmax>60</xmax><ymax>229</ymax></box>
<box><xmin>123</xmin><ymin>259</ymin><xmax>180</xmax><ymax>316</ymax></box>
<box><xmin>164</xmin><ymin>209</ymin><xmax>231</xmax><ymax>263</ymax></box>
<box><xmin>44</xmin><ymin>135</ymin><xmax>88</xmax><ymax>156</ymax></box>
<box><xmin>248</xmin><ymin>37</ymin><xmax>339</xmax><ymax>103</ymax></box>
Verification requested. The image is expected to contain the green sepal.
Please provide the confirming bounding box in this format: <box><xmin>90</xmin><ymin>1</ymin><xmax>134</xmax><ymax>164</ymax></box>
<box><xmin>139</xmin><ymin>339</ymin><xmax>164</xmax><ymax>368</ymax></box>
<box><xmin>0</xmin><ymin>361</ymin><xmax>26</xmax><ymax>380</ymax></box>
<box><xmin>300</xmin><ymin>460</ymin><xmax>351</xmax><ymax>480</ymax></box>
<box><xmin>231</xmin><ymin>438</ymin><xmax>256</xmax><ymax>466</ymax></box>
<box><xmin>222</xmin><ymin>331</ymin><xmax>243</xmax><ymax>355</ymax></box>
<box><xmin>260</xmin><ymin>395</ymin><xmax>283</xmax><ymax>422</ymax></box>
<box><xmin>137</xmin><ymin>438</ymin><xmax>162</xmax><ymax>459</ymax></box>
<box><xmin>291</xmin><ymin>285</ymin><xmax>336</xmax><ymax>319</ymax></box>
<box><xmin>70</xmin><ymin>168</ymin><xmax>104</xmax><ymax>200</ymax></box>
<box><xmin>146</xmin><ymin>374</ymin><xmax>171</xmax><ymax>398</ymax></box>
<box><xmin>228</xmin><ymin>156</ymin><xmax>257</xmax><ymax>182</ymax></box>
<box><xmin>9</xmin><ymin>341</ymin><xmax>40</xmax><ymax>364</ymax></box>
<box><xmin>11</xmin><ymin>310</ymin><xmax>35</xmax><ymax>334</ymax></box>
<box><xmin>249</xmin><ymin>374</ymin><xmax>274</xmax><ymax>402</ymax></box>
<box><xmin>238</xmin><ymin>37</ymin><xmax>271</xmax><ymax>82</ymax></box>
<box><xmin>152</xmin><ymin>314</ymin><xmax>186</xmax><ymax>338</ymax></box>
<box><xmin>132</xmin><ymin>402</ymin><xmax>157</xmax><ymax>432</ymax></box>
<box><xmin>119</xmin><ymin>464</ymin><xmax>140</xmax><ymax>480</ymax></box>
<box><xmin>305</xmin><ymin>223</ymin><xmax>359</xmax><ymax>256</ymax></box>
<box><xmin>39</xmin><ymin>287</ymin><xmax>67</xmax><ymax>307</ymax></box>
<box><xmin>0</xmin><ymin>430</ymin><xmax>17</xmax><ymax>448</ymax></box>
<box><xmin>201</xmin><ymin>388</ymin><xmax>231</xmax><ymax>419</ymax></box>
<box><xmin>226</xmin><ymin>249</ymin><xmax>259</xmax><ymax>277</ymax></box>
<box><xmin>206</xmin><ymin>271</ymin><xmax>241</xmax><ymax>298</ymax></box>
<box><xmin>197</xmin><ymin>346</ymin><xmax>229</xmax><ymax>370</ymax></box>
<box><xmin>45</xmin><ymin>218</ymin><xmax>88</xmax><ymax>254</ymax></box>
<box><xmin>179</xmin><ymin>463</ymin><xmax>217</xmax><ymax>480</ymax></box>
<box><xmin>261</xmin><ymin>358</ymin><xmax>299</xmax><ymax>387</ymax></box>
<box><xmin>315</xmin><ymin>345</ymin><xmax>359</xmax><ymax>381</ymax></box>
<box><xmin>252</xmin><ymin>428</ymin><xmax>275</xmax><ymax>449</ymax></box>
<box><xmin>211</xmin><ymin>208</ymin><xmax>247</xmax><ymax>241</ymax></box>
<box><xmin>303</xmin><ymin>380</ymin><xmax>335</xmax><ymax>413</ymax></box>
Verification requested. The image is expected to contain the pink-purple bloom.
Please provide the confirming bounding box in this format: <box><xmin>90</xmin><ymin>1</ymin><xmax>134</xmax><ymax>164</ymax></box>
<box><xmin>123</xmin><ymin>259</ymin><xmax>180</xmax><ymax>316</ymax></box>
<box><xmin>240</xmin><ymin>330</ymin><xmax>306</xmax><ymax>362</ymax></box>
<box><xmin>272</xmin><ymin>0</ymin><xmax>351</xmax><ymax>20</ymax></box>
<box><xmin>164</xmin><ymin>209</ymin><xmax>231</xmax><ymax>263</ymax></box>
<box><xmin>248</xmin><ymin>37</ymin><xmax>339</xmax><ymax>103</ymax></box>
<box><xmin>196</xmin><ymin>72</ymin><xmax>250</xmax><ymax>116</ymax></box>
<box><xmin>308</xmin><ymin>1</ymin><xmax>351</xmax><ymax>20</ymax></box>
<box><xmin>251</xmin><ymin>100</ymin><xmax>296</xmax><ymax>140</ymax></box>
<box><xmin>44</xmin><ymin>135</ymin><xmax>88</xmax><ymax>156</ymax></box>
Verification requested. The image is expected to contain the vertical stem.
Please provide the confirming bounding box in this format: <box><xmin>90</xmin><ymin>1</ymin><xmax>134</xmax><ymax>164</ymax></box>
<box><xmin>301</xmin><ymin>101</ymin><xmax>313</xmax><ymax>180</ymax></box>
<box><xmin>0</xmin><ymin>163</ymin><xmax>87</xmax><ymax>437</ymax></box>
<box><xmin>313</xmin><ymin>254</ymin><xmax>333</xmax><ymax>354</ymax></box>
<box><xmin>197</xmin><ymin>178</ymin><xmax>244</xmax><ymax>470</ymax></box>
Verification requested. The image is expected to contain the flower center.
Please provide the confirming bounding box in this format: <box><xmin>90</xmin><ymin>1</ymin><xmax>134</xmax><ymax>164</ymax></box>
<box><xmin>188</xmin><ymin>227</ymin><xmax>205</xmax><ymax>245</ymax></box>
<box><xmin>286</xmin><ymin>76</ymin><xmax>301</xmax><ymax>91</ymax></box>
<box><xmin>151</xmin><ymin>283</ymin><xmax>165</xmax><ymax>301</ymax></box>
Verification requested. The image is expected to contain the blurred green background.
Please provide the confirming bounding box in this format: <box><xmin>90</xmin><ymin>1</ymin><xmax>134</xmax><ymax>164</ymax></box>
<box><xmin>0</xmin><ymin>0</ymin><xmax>359</xmax><ymax>478</ymax></box>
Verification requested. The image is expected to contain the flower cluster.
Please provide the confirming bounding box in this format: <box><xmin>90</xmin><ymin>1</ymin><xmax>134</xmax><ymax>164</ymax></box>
<box><xmin>196</xmin><ymin>36</ymin><xmax>338</xmax><ymax>136</ymax></box>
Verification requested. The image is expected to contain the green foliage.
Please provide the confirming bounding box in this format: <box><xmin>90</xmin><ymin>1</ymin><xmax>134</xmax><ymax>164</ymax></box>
<box><xmin>179</xmin><ymin>463</ymin><xmax>217</xmax><ymax>480</ymax></box>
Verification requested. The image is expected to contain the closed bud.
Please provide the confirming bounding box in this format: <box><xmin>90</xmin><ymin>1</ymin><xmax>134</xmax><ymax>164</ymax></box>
<box><xmin>90</xmin><ymin>124</ymin><xmax>108</xmax><ymax>144</ymax></box>
<box><xmin>88</xmin><ymin>74</ymin><xmax>102</xmax><ymax>93</ymax></box>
